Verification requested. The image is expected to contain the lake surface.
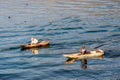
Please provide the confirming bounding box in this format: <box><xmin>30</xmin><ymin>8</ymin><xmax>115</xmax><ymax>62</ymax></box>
<box><xmin>0</xmin><ymin>0</ymin><xmax>120</xmax><ymax>80</ymax></box>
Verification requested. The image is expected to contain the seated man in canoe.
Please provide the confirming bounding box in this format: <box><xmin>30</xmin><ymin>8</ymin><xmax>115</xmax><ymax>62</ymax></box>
<box><xmin>63</xmin><ymin>45</ymin><xmax>104</xmax><ymax>59</ymax></box>
<box><xmin>80</xmin><ymin>45</ymin><xmax>87</xmax><ymax>54</ymax></box>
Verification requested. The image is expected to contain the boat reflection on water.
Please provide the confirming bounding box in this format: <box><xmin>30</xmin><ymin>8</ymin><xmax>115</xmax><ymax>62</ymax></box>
<box><xmin>21</xmin><ymin>46</ymin><xmax>50</xmax><ymax>54</ymax></box>
<box><xmin>64</xmin><ymin>56</ymin><xmax>104</xmax><ymax>69</ymax></box>
<box><xmin>30</xmin><ymin>47</ymin><xmax>39</xmax><ymax>54</ymax></box>
<box><xmin>21</xmin><ymin>47</ymin><xmax>39</xmax><ymax>54</ymax></box>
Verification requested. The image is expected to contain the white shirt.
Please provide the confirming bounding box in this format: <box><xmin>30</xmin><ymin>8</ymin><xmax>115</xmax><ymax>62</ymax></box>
<box><xmin>31</xmin><ymin>38</ymin><xmax>38</xmax><ymax>44</ymax></box>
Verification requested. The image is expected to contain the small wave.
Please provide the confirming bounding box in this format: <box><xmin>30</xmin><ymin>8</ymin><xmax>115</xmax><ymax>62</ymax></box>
<box><xmin>110</xmin><ymin>34</ymin><xmax>120</xmax><ymax>37</ymax></box>
<box><xmin>56</xmin><ymin>16</ymin><xmax>82</xmax><ymax>25</ymax></box>
<box><xmin>98</xmin><ymin>25</ymin><xmax>118</xmax><ymax>28</ymax></box>
<box><xmin>0</xmin><ymin>46</ymin><xmax>20</xmax><ymax>52</ymax></box>
<box><xmin>105</xmin><ymin>49</ymin><xmax>120</xmax><ymax>58</ymax></box>
<box><xmin>0</xmin><ymin>73</ymin><xmax>20</xmax><ymax>80</ymax></box>
<box><xmin>85</xmin><ymin>30</ymin><xmax>108</xmax><ymax>33</ymax></box>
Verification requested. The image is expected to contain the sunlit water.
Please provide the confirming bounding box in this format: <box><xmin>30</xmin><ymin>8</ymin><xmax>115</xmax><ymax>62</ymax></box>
<box><xmin>0</xmin><ymin>0</ymin><xmax>120</xmax><ymax>80</ymax></box>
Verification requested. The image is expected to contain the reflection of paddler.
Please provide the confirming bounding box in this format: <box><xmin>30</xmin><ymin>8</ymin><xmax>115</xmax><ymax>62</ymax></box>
<box><xmin>30</xmin><ymin>47</ymin><xmax>39</xmax><ymax>54</ymax></box>
<box><xmin>81</xmin><ymin>59</ymin><xmax>87</xmax><ymax>69</ymax></box>
<box><xmin>63</xmin><ymin>45</ymin><xmax>104</xmax><ymax>59</ymax></box>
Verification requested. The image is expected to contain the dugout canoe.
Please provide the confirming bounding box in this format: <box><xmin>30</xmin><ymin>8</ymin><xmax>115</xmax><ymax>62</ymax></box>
<box><xmin>63</xmin><ymin>49</ymin><xmax>104</xmax><ymax>59</ymax></box>
<box><xmin>20</xmin><ymin>41</ymin><xmax>49</xmax><ymax>49</ymax></box>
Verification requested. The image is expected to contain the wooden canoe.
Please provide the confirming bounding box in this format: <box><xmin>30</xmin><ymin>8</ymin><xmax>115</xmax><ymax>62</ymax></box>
<box><xmin>63</xmin><ymin>49</ymin><xmax>104</xmax><ymax>59</ymax></box>
<box><xmin>20</xmin><ymin>41</ymin><xmax>49</xmax><ymax>49</ymax></box>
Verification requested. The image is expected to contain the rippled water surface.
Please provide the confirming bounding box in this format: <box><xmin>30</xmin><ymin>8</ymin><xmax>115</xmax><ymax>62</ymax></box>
<box><xmin>0</xmin><ymin>0</ymin><xmax>120</xmax><ymax>80</ymax></box>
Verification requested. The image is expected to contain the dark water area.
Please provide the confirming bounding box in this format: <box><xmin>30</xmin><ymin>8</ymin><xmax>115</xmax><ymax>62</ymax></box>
<box><xmin>0</xmin><ymin>0</ymin><xmax>120</xmax><ymax>80</ymax></box>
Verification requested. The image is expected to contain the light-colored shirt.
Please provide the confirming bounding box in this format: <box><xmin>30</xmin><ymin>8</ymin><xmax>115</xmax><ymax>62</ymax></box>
<box><xmin>31</xmin><ymin>38</ymin><xmax>38</xmax><ymax>44</ymax></box>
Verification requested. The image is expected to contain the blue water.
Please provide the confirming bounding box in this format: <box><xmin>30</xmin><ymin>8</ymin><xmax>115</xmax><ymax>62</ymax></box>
<box><xmin>0</xmin><ymin>0</ymin><xmax>120</xmax><ymax>80</ymax></box>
